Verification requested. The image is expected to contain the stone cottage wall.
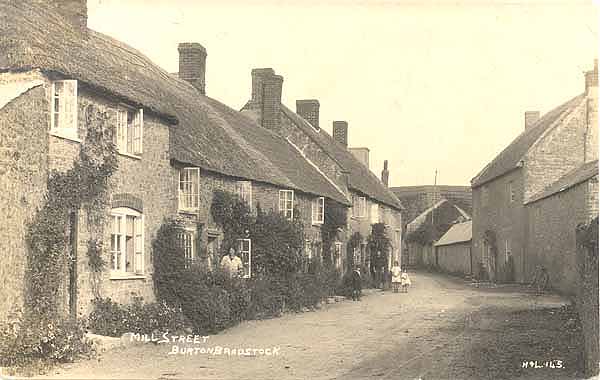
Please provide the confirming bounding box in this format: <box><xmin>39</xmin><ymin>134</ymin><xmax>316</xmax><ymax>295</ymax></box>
<box><xmin>0</xmin><ymin>73</ymin><xmax>49</xmax><ymax>322</ymax></box>
<box><xmin>471</xmin><ymin>168</ymin><xmax>526</xmax><ymax>283</ymax></box>
<box><xmin>525</xmin><ymin>176</ymin><xmax>598</xmax><ymax>296</ymax></box>
<box><xmin>48</xmin><ymin>86</ymin><xmax>177</xmax><ymax>316</ymax></box>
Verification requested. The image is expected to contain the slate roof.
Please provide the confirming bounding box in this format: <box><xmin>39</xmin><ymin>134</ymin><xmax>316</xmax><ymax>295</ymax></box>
<box><xmin>279</xmin><ymin>105</ymin><xmax>404</xmax><ymax>211</ymax></box>
<box><xmin>0</xmin><ymin>1</ymin><xmax>350</xmax><ymax>206</ymax></box>
<box><xmin>435</xmin><ymin>220</ymin><xmax>472</xmax><ymax>247</ymax></box>
<box><xmin>526</xmin><ymin>160</ymin><xmax>598</xmax><ymax>205</ymax></box>
<box><xmin>471</xmin><ymin>94</ymin><xmax>585</xmax><ymax>188</ymax></box>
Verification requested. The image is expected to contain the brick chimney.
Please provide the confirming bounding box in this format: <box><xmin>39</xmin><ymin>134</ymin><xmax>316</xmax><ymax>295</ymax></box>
<box><xmin>296</xmin><ymin>99</ymin><xmax>320</xmax><ymax>130</ymax></box>
<box><xmin>178</xmin><ymin>43</ymin><xmax>207</xmax><ymax>95</ymax></box>
<box><xmin>349</xmin><ymin>147</ymin><xmax>370</xmax><ymax>169</ymax></box>
<box><xmin>50</xmin><ymin>0</ymin><xmax>88</xmax><ymax>35</ymax></box>
<box><xmin>381</xmin><ymin>160</ymin><xmax>389</xmax><ymax>187</ymax></box>
<box><xmin>333</xmin><ymin>121</ymin><xmax>348</xmax><ymax>147</ymax></box>
<box><xmin>524</xmin><ymin>111</ymin><xmax>540</xmax><ymax>130</ymax></box>
<box><xmin>251</xmin><ymin>68</ymin><xmax>283</xmax><ymax>131</ymax></box>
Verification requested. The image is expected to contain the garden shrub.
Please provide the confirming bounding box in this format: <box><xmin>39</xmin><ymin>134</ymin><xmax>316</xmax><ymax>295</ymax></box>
<box><xmin>87</xmin><ymin>297</ymin><xmax>189</xmax><ymax>337</ymax></box>
<box><xmin>0</xmin><ymin>313</ymin><xmax>91</xmax><ymax>368</ymax></box>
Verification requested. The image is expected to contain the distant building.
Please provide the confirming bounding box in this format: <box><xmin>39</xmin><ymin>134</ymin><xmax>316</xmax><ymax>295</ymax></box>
<box><xmin>435</xmin><ymin>220</ymin><xmax>473</xmax><ymax>277</ymax></box>
<box><xmin>391</xmin><ymin>185</ymin><xmax>471</xmax><ymax>266</ymax></box>
<box><xmin>470</xmin><ymin>60</ymin><xmax>598</xmax><ymax>284</ymax></box>
<box><xmin>404</xmin><ymin>199</ymin><xmax>470</xmax><ymax>267</ymax></box>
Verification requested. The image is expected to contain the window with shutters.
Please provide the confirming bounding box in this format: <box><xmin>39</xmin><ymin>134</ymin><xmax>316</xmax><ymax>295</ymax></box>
<box><xmin>115</xmin><ymin>107</ymin><xmax>143</xmax><ymax>156</ymax></box>
<box><xmin>312</xmin><ymin>197</ymin><xmax>325</xmax><ymax>224</ymax></box>
<box><xmin>279</xmin><ymin>190</ymin><xmax>294</xmax><ymax>220</ymax></box>
<box><xmin>50</xmin><ymin>80</ymin><xmax>78</xmax><ymax>139</ymax></box>
<box><xmin>236</xmin><ymin>181</ymin><xmax>252</xmax><ymax>208</ymax></box>
<box><xmin>179</xmin><ymin>167</ymin><xmax>200</xmax><ymax>211</ymax></box>
<box><xmin>110</xmin><ymin>207</ymin><xmax>144</xmax><ymax>278</ymax></box>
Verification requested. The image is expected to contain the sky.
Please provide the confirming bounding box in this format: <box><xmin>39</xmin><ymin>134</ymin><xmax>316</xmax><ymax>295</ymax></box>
<box><xmin>88</xmin><ymin>0</ymin><xmax>598</xmax><ymax>187</ymax></box>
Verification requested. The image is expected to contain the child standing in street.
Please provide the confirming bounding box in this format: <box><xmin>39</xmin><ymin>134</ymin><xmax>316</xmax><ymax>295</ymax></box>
<box><xmin>391</xmin><ymin>261</ymin><xmax>402</xmax><ymax>293</ymax></box>
<box><xmin>351</xmin><ymin>265</ymin><xmax>362</xmax><ymax>301</ymax></box>
<box><xmin>401</xmin><ymin>268</ymin><xmax>411</xmax><ymax>293</ymax></box>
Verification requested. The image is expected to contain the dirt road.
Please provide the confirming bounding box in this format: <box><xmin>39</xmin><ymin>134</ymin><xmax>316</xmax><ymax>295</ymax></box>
<box><xmin>38</xmin><ymin>271</ymin><xmax>583</xmax><ymax>380</ymax></box>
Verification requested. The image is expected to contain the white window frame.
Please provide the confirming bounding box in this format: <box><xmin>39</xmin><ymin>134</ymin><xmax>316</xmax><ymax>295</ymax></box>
<box><xmin>237</xmin><ymin>238</ymin><xmax>252</xmax><ymax>278</ymax></box>
<box><xmin>178</xmin><ymin>167</ymin><xmax>200</xmax><ymax>212</ymax></box>
<box><xmin>279</xmin><ymin>190</ymin><xmax>294</xmax><ymax>220</ymax></box>
<box><xmin>110</xmin><ymin>207</ymin><xmax>144</xmax><ymax>278</ymax></box>
<box><xmin>50</xmin><ymin>80</ymin><xmax>78</xmax><ymax>139</ymax></box>
<box><xmin>178</xmin><ymin>228</ymin><xmax>196</xmax><ymax>269</ymax></box>
<box><xmin>334</xmin><ymin>242</ymin><xmax>343</xmax><ymax>269</ymax></box>
<box><xmin>370</xmin><ymin>203</ymin><xmax>380</xmax><ymax>224</ymax></box>
<box><xmin>352</xmin><ymin>196</ymin><xmax>367</xmax><ymax>218</ymax></box>
<box><xmin>508</xmin><ymin>181</ymin><xmax>515</xmax><ymax>203</ymax></box>
<box><xmin>115</xmin><ymin>107</ymin><xmax>143</xmax><ymax>156</ymax></box>
<box><xmin>236</xmin><ymin>181</ymin><xmax>253</xmax><ymax>208</ymax></box>
<box><xmin>312</xmin><ymin>197</ymin><xmax>325</xmax><ymax>225</ymax></box>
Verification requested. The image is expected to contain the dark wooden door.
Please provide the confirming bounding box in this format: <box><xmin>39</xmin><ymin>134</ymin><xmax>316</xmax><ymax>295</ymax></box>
<box><xmin>68</xmin><ymin>211</ymin><xmax>78</xmax><ymax>318</ymax></box>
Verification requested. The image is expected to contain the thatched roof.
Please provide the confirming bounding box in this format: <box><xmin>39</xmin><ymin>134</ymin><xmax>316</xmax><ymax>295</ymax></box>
<box><xmin>471</xmin><ymin>94</ymin><xmax>585</xmax><ymax>188</ymax></box>
<box><xmin>0</xmin><ymin>1</ymin><xmax>349</xmax><ymax>206</ymax></box>
<box><xmin>527</xmin><ymin>160</ymin><xmax>598</xmax><ymax>205</ymax></box>
<box><xmin>279</xmin><ymin>105</ymin><xmax>404</xmax><ymax>211</ymax></box>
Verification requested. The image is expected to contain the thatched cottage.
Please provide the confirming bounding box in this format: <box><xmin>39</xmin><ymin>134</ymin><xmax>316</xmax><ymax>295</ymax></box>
<box><xmin>0</xmin><ymin>0</ymin><xmax>357</xmax><ymax>320</ymax></box>
<box><xmin>241</xmin><ymin>69</ymin><xmax>404</xmax><ymax>273</ymax></box>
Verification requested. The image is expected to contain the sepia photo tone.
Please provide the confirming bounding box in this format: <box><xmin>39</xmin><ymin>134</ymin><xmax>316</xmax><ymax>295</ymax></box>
<box><xmin>0</xmin><ymin>1</ymin><xmax>598</xmax><ymax>379</ymax></box>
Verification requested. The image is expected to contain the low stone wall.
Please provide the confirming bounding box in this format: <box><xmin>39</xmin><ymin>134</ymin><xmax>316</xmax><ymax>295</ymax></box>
<box><xmin>575</xmin><ymin>217</ymin><xmax>599</xmax><ymax>378</ymax></box>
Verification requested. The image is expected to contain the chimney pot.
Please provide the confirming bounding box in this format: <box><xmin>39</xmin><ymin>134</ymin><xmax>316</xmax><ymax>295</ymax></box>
<box><xmin>333</xmin><ymin>121</ymin><xmax>348</xmax><ymax>147</ymax></box>
<box><xmin>178</xmin><ymin>42</ymin><xmax>207</xmax><ymax>95</ymax></box>
<box><xmin>524</xmin><ymin>111</ymin><xmax>540</xmax><ymax>130</ymax></box>
<box><xmin>381</xmin><ymin>160</ymin><xmax>389</xmax><ymax>187</ymax></box>
<box><xmin>296</xmin><ymin>99</ymin><xmax>320</xmax><ymax>130</ymax></box>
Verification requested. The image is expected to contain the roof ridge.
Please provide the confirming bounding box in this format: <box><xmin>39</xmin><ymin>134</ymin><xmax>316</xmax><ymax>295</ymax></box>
<box><xmin>526</xmin><ymin>160</ymin><xmax>599</xmax><ymax>205</ymax></box>
<box><xmin>285</xmin><ymin>137</ymin><xmax>350</xmax><ymax>202</ymax></box>
<box><xmin>471</xmin><ymin>93</ymin><xmax>585</xmax><ymax>187</ymax></box>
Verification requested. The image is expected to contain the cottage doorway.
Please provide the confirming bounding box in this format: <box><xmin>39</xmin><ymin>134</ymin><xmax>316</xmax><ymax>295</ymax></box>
<box><xmin>68</xmin><ymin>211</ymin><xmax>78</xmax><ymax>318</ymax></box>
<box><xmin>206</xmin><ymin>235</ymin><xmax>219</xmax><ymax>270</ymax></box>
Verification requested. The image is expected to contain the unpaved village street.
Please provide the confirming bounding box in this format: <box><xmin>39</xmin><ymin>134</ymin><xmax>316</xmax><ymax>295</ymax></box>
<box><xmin>39</xmin><ymin>271</ymin><xmax>582</xmax><ymax>380</ymax></box>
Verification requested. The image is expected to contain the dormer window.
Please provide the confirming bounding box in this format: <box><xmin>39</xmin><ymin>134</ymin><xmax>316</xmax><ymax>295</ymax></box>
<box><xmin>236</xmin><ymin>181</ymin><xmax>253</xmax><ymax>208</ymax></box>
<box><xmin>352</xmin><ymin>195</ymin><xmax>367</xmax><ymax>218</ymax></box>
<box><xmin>50</xmin><ymin>80</ymin><xmax>78</xmax><ymax>139</ymax></box>
<box><xmin>116</xmin><ymin>107</ymin><xmax>143</xmax><ymax>156</ymax></box>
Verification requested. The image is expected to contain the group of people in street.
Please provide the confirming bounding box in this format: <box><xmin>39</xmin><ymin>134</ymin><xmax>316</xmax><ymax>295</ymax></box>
<box><xmin>350</xmin><ymin>260</ymin><xmax>412</xmax><ymax>301</ymax></box>
<box><xmin>220</xmin><ymin>246</ymin><xmax>412</xmax><ymax>301</ymax></box>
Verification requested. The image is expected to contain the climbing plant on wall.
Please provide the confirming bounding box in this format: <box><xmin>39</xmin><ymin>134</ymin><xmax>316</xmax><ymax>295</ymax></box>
<box><xmin>24</xmin><ymin>104</ymin><xmax>118</xmax><ymax>319</ymax></box>
<box><xmin>321</xmin><ymin>199</ymin><xmax>347</xmax><ymax>267</ymax></box>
